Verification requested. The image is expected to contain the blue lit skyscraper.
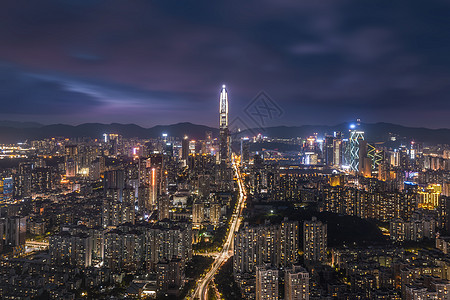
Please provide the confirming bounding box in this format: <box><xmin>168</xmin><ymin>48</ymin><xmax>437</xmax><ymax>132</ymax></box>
<box><xmin>349</xmin><ymin>119</ymin><xmax>365</xmax><ymax>172</ymax></box>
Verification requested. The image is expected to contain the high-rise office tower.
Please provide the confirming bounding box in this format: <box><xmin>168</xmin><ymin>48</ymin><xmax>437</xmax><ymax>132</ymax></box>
<box><xmin>332</xmin><ymin>132</ymin><xmax>343</xmax><ymax>167</ymax></box>
<box><xmin>358</xmin><ymin>140</ymin><xmax>371</xmax><ymax>177</ymax></box>
<box><xmin>104</xmin><ymin>169</ymin><xmax>126</xmax><ymax>202</ymax></box>
<box><xmin>16</xmin><ymin>162</ymin><xmax>33</xmax><ymax>197</ymax></box>
<box><xmin>65</xmin><ymin>145</ymin><xmax>78</xmax><ymax>177</ymax></box>
<box><xmin>241</xmin><ymin>137</ymin><xmax>250</xmax><ymax>164</ymax></box>
<box><xmin>104</xmin><ymin>169</ymin><xmax>125</xmax><ymax>190</ymax></box>
<box><xmin>285</xmin><ymin>265</ymin><xmax>309</xmax><ymax>300</ymax></box>
<box><xmin>256</xmin><ymin>264</ymin><xmax>279</xmax><ymax>300</ymax></box>
<box><xmin>138</xmin><ymin>186</ymin><xmax>150</xmax><ymax>211</ymax></box>
<box><xmin>89</xmin><ymin>156</ymin><xmax>105</xmax><ymax>181</ymax></box>
<box><xmin>349</xmin><ymin>119</ymin><xmax>365</xmax><ymax>172</ymax></box>
<box><xmin>181</xmin><ymin>136</ymin><xmax>189</xmax><ymax>160</ymax></box>
<box><xmin>6</xmin><ymin>216</ymin><xmax>27</xmax><ymax>247</ymax></box>
<box><xmin>341</xmin><ymin>138</ymin><xmax>350</xmax><ymax>166</ymax></box>
<box><xmin>1</xmin><ymin>177</ymin><xmax>13</xmax><ymax>201</ymax></box>
<box><xmin>367</xmin><ymin>143</ymin><xmax>383</xmax><ymax>174</ymax></box>
<box><xmin>164</xmin><ymin>142</ymin><xmax>173</xmax><ymax>157</ymax></box>
<box><xmin>219</xmin><ymin>85</ymin><xmax>230</xmax><ymax>167</ymax></box>
<box><xmin>390</xmin><ymin>150</ymin><xmax>400</xmax><ymax>167</ymax></box>
<box><xmin>303</xmin><ymin>217</ymin><xmax>327</xmax><ymax>262</ymax></box>
<box><xmin>205</xmin><ymin>131</ymin><xmax>213</xmax><ymax>153</ymax></box>
<box><xmin>103</xmin><ymin>133</ymin><xmax>119</xmax><ymax>156</ymax></box>
<box><xmin>147</xmin><ymin>154</ymin><xmax>166</xmax><ymax>209</ymax></box>
<box><xmin>189</xmin><ymin>140</ymin><xmax>196</xmax><ymax>155</ymax></box>
<box><xmin>324</xmin><ymin>135</ymin><xmax>334</xmax><ymax>166</ymax></box>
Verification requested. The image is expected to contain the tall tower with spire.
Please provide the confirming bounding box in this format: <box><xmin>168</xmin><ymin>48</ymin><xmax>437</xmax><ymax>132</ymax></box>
<box><xmin>219</xmin><ymin>85</ymin><xmax>231</xmax><ymax>166</ymax></box>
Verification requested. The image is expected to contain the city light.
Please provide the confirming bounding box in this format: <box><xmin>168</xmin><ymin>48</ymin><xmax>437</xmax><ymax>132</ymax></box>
<box><xmin>0</xmin><ymin>2</ymin><xmax>446</xmax><ymax>297</ymax></box>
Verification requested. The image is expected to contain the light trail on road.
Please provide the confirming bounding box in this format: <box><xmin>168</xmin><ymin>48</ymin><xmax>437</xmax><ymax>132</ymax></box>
<box><xmin>191</xmin><ymin>156</ymin><xmax>247</xmax><ymax>300</ymax></box>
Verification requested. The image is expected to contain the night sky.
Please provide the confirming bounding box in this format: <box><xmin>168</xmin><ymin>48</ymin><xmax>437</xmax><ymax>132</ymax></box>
<box><xmin>0</xmin><ymin>0</ymin><xmax>449</xmax><ymax>128</ymax></box>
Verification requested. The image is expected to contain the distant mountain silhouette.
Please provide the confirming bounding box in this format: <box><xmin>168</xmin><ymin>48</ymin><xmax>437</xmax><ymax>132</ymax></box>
<box><xmin>0</xmin><ymin>122</ymin><xmax>218</xmax><ymax>143</ymax></box>
<box><xmin>0</xmin><ymin>120</ymin><xmax>43</xmax><ymax>128</ymax></box>
<box><xmin>0</xmin><ymin>121</ymin><xmax>448</xmax><ymax>145</ymax></box>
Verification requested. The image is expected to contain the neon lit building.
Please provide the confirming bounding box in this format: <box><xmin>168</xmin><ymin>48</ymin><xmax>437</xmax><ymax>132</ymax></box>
<box><xmin>349</xmin><ymin>120</ymin><xmax>365</xmax><ymax>172</ymax></box>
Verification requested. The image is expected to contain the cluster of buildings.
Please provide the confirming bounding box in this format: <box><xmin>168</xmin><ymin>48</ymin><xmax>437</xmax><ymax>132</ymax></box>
<box><xmin>228</xmin><ymin>118</ymin><xmax>450</xmax><ymax>299</ymax></box>
<box><xmin>233</xmin><ymin>217</ymin><xmax>326</xmax><ymax>299</ymax></box>
<box><xmin>0</xmin><ymin>84</ymin><xmax>449</xmax><ymax>299</ymax></box>
<box><xmin>331</xmin><ymin>246</ymin><xmax>450</xmax><ymax>299</ymax></box>
<box><xmin>0</xmin><ymin>86</ymin><xmax>236</xmax><ymax>299</ymax></box>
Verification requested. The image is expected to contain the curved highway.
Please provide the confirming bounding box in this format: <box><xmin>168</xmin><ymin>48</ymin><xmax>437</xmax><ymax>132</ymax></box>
<box><xmin>192</xmin><ymin>157</ymin><xmax>247</xmax><ymax>300</ymax></box>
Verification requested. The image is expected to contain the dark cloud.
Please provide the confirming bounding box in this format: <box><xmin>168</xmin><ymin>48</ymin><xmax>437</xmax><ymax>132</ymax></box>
<box><xmin>0</xmin><ymin>62</ymin><xmax>206</xmax><ymax>125</ymax></box>
<box><xmin>0</xmin><ymin>63</ymin><xmax>101</xmax><ymax>114</ymax></box>
<box><xmin>0</xmin><ymin>0</ymin><xmax>448</xmax><ymax>128</ymax></box>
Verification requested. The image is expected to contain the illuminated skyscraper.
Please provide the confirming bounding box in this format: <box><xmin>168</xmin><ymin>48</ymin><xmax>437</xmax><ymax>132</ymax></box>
<box><xmin>358</xmin><ymin>140</ymin><xmax>371</xmax><ymax>177</ymax></box>
<box><xmin>349</xmin><ymin>119</ymin><xmax>365</xmax><ymax>172</ymax></box>
<box><xmin>65</xmin><ymin>145</ymin><xmax>78</xmax><ymax>177</ymax></box>
<box><xmin>16</xmin><ymin>162</ymin><xmax>33</xmax><ymax>197</ymax></box>
<box><xmin>147</xmin><ymin>154</ymin><xmax>166</xmax><ymax>209</ymax></box>
<box><xmin>6</xmin><ymin>216</ymin><xmax>27</xmax><ymax>247</ymax></box>
<box><xmin>324</xmin><ymin>135</ymin><xmax>334</xmax><ymax>166</ymax></box>
<box><xmin>181</xmin><ymin>136</ymin><xmax>189</xmax><ymax>160</ymax></box>
<box><xmin>219</xmin><ymin>85</ymin><xmax>230</xmax><ymax>167</ymax></box>
<box><xmin>332</xmin><ymin>132</ymin><xmax>343</xmax><ymax>167</ymax></box>
<box><xmin>241</xmin><ymin>137</ymin><xmax>250</xmax><ymax>164</ymax></box>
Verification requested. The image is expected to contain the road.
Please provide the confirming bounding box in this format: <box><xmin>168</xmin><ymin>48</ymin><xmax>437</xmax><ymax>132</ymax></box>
<box><xmin>192</xmin><ymin>157</ymin><xmax>247</xmax><ymax>300</ymax></box>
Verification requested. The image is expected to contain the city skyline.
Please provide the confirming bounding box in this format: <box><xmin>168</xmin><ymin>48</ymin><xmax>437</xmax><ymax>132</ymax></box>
<box><xmin>0</xmin><ymin>1</ymin><xmax>449</xmax><ymax>128</ymax></box>
<box><xmin>0</xmin><ymin>2</ymin><xmax>449</xmax><ymax>300</ymax></box>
